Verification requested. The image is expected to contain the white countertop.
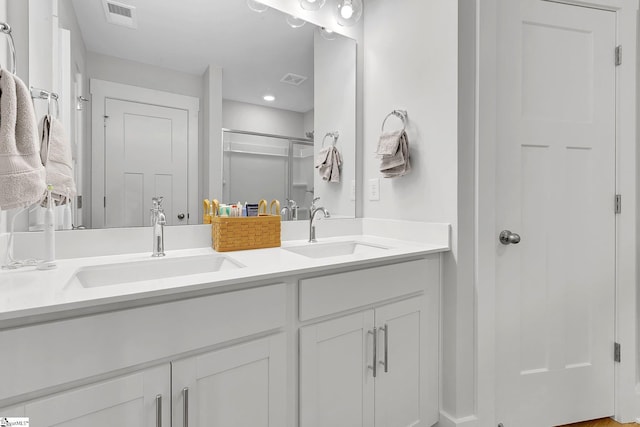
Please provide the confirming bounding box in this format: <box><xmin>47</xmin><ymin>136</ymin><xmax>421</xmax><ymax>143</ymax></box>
<box><xmin>0</xmin><ymin>233</ymin><xmax>448</xmax><ymax>326</ymax></box>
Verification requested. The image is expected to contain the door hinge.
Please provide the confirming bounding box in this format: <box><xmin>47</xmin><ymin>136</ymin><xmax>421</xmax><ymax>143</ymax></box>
<box><xmin>614</xmin><ymin>342</ymin><xmax>621</xmax><ymax>363</ymax></box>
<box><xmin>615</xmin><ymin>194</ymin><xmax>622</xmax><ymax>214</ymax></box>
<box><xmin>104</xmin><ymin>196</ymin><xmax>106</xmax><ymax>208</ymax></box>
<box><xmin>615</xmin><ymin>45</ymin><xmax>622</xmax><ymax>66</ymax></box>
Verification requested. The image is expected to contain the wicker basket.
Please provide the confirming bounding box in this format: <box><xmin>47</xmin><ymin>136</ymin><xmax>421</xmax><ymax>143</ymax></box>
<box><xmin>212</xmin><ymin>215</ymin><xmax>281</xmax><ymax>252</ymax></box>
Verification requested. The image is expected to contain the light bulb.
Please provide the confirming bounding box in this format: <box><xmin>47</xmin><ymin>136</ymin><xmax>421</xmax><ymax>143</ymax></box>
<box><xmin>263</xmin><ymin>94</ymin><xmax>275</xmax><ymax>102</ymax></box>
<box><xmin>299</xmin><ymin>0</ymin><xmax>326</xmax><ymax>11</ymax></box>
<box><xmin>341</xmin><ymin>1</ymin><xmax>354</xmax><ymax>19</ymax></box>
<box><xmin>335</xmin><ymin>0</ymin><xmax>362</xmax><ymax>26</ymax></box>
<box><xmin>247</xmin><ymin>0</ymin><xmax>268</xmax><ymax>13</ymax></box>
<box><xmin>286</xmin><ymin>15</ymin><xmax>306</xmax><ymax>28</ymax></box>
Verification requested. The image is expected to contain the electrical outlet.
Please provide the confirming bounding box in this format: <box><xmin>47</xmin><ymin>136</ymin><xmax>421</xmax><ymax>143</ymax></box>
<box><xmin>350</xmin><ymin>180</ymin><xmax>356</xmax><ymax>201</ymax></box>
<box><xmin>368</xmin><ymin>178</ymin><xmax>380</xmax><ymax>201</ymax></box>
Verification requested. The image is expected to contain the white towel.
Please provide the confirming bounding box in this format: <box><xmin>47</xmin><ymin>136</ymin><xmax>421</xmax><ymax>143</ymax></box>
<box><xmin>377</xmin><ymin>130</ymin><xmax>411</xmax><ymax>178</ymax></box>
<box><xmin>40</xmin><ymin>114</ymin><xmax>76</xmax><ymax>206</ymax></box>
<box><xmin>315</xmin><ymin>145</ymin><xmax>342</xmax><ymax>183</ymax></box>
<box><xmin>0</xmin><ymin>67</ymin><xmax>47</xmax><ymax>209</ymax></box>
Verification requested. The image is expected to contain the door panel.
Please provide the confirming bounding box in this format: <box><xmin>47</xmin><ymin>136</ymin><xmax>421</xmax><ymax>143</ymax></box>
<box><xmin>24</xmin><ymin>365</ymin><xmax>170</xmax><ymax>427</ymax></box>
<box><xmin>299</xmin><ymin>311</ymin><xmax>375</xmax><ymax>427</ymax></box>
<box><xmin>105</xmin><ymin>99</ymin><xmax>189</xmax><ymax>228</ymax></box>
<box><xmin>172</xmin><ymin>334</ymin><xmax>286</xmax><ymax>427</ymax></box>
<box><xmin>495</xmin><ymin>1</ymin><xmax>616</xmax><ymax>426</ymax></box>
<box><xmin>375</xmin><ymin>297</ymin><xmax>431</xmax><ymax>427</ymax></box>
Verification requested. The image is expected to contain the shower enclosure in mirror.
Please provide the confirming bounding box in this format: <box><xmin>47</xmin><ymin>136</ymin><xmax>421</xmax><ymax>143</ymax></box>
<box><xmin>222</xmin><ymin>129</ymin><xmax>314</xmax><ymax>220</ymax></box>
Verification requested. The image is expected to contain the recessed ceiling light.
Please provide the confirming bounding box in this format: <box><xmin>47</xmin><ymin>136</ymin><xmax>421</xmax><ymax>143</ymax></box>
<box><xmin>263</xmin><ymin>95</ymin><xmax>276</xmax><ymax>102</ymax></box>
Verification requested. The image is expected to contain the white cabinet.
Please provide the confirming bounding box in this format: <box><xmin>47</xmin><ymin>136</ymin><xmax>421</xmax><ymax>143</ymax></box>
<box><xmin>300</xmin><ymin>296</ymin><xmax>437</xmax><ymax>427</ymax></box>
<box><xmin>172</xmin><ymin>333</ymin><xmax>287</xmax><ymax>427</ymax></box>
<box><xmin>300</xmin><ymin>310</ymin><xmax>375</xmax><ymax>427</ymax></box>
<box><xmin>4</xmin><ymin>364</ymin><xmax>171</xmax><ymax>427</ymax></box>
<box><xmin>1</xmin><ymin>334</ymin><xmax>286</xmax><ymax>427</ymax></box>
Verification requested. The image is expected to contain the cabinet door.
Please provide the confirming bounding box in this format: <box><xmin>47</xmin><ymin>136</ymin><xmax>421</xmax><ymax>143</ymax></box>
<box><xmin>299</xmin><ymin>311</ymin><xmax>375</xmax><ymax>427</ymax></box>
<box><xmin>172</xmin><ymin>333</ymin><xmax>286</xmax><ymax>427</ymax></box>
<box><xmin>374</xmin><ymin>296</ymin><xmax>436</xmax><ymax>427</ymax></box>
<box><xmin>23</xmin><ymin>364</ymin><xmax>170</xmax><ymax>427</ymax></box>
<box><xmin>0</xmin><ymin>404</ymin><xmax>25</xmax><ymax>417</ymax></box>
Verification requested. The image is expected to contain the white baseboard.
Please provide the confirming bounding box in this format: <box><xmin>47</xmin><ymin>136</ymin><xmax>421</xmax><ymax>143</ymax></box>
<box><xmin>436</xmin><ymin>411</ymin><xmax>479</xmax><ymax>427</ymax></box>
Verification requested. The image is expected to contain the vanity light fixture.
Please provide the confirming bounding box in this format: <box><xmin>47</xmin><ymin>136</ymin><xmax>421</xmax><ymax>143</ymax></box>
<box><xmin>246</xmin><ymin>0</ymin><xmax>268</xmax><ymax>13</ymax></box>
<box><xmin>299</xmin><ymin>0</ymin><xmax>326</xmax><ymax>11</ymax></box>
<box><xmin>263</xmin><ymin>94</ymin><xmax>276</xmax><ymax>102</ymax></box>
<box><xmin>335</xmin><ymin>0</ymin><xmax>362</xmax><ymax>26</ymax></box>
<box><xmin>286</xmin><ymin>14</ymin><xmax>306</xmax><ymax>28</ymax></box>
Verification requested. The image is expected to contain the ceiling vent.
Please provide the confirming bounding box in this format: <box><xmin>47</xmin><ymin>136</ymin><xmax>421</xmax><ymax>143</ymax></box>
<box><xmin>280</xmin><ymin>73</ymin><xmax>308</xmax><ymax>86</ymax></box>
<box><xmin>102</xmin><ymin>0</ymin><xmax>138</xmax><ymax>29</ymax></box>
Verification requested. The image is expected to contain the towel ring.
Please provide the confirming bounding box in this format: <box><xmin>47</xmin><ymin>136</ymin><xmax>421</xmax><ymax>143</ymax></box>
<box><xmin>381</xmin><ymin>109</ymin><xmax>408</xmax><ymax>132</ymax></box>
<box><xmin>0</xmin><ymin>22</ymin><xmax>16</xmax><ymax>74</ymax></box>
<box><xmin>322</xmin><ymin>131</ymin><xmax>339</xmax><ymax>147</ymax></box>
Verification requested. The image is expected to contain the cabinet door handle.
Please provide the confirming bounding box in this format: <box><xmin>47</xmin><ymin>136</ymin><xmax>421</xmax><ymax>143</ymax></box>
<box><xmin>155</xmin><ymin>394</ymin><xmax>162</xmax><ymax>427</ymax></box>
<box><xmin>379</xmin><ymin>324</ymin><xmax>389</xmax><ymax>373</ymax></box>
<box><xmin>182</xmin><ymin>387</ymin><xmax>189</xmax><ymax>427</ymax></box>
<box><xmin>368</xmin><ymin>327</ymin><xmax>378</xmax><ymax>378</ymax></box>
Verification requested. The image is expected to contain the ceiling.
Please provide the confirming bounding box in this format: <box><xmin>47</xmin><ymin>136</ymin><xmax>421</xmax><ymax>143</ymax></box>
<box><xmin>69</xmin><ymin>0</ymin><xmax>315</xmax><ymax>112</ymax></box>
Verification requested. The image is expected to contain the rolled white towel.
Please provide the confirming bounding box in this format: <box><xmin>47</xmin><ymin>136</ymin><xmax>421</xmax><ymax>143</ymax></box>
<box><xmin>0</xmin><ymin>67</ymin><xmax>47</xmax><ymax>209</ymax></box>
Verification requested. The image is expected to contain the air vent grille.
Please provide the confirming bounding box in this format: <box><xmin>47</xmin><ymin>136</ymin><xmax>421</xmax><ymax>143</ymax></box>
<box><xmin>280</xmin><ymin>73</ymin><xmax>308</xmax><ymax>86</ymax></box>
<box><xmin>102</xmin><ymin>0</ymin><xmax>138</xmax><ymax>29</ymax></box>
<box><xmin>107</xmin><ymin>3</ymin><xmax>132</xmax><ymax>18</ymax></box>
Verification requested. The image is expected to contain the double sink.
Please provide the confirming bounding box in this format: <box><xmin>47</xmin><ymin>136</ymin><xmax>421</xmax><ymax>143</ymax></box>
<box><xmin>73</xmin><ymin>241</ymin><xmax>389</xmax><ymax>288</ymax></box>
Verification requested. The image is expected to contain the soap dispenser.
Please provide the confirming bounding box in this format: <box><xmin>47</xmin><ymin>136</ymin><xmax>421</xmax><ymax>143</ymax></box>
<box><xmin>38</xmin><ymin>184</ymin><xmax>56</xmax><ymax>270</ymax></box>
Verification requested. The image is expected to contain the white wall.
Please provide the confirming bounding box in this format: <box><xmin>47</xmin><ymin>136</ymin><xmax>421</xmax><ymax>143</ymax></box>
<box><xmin>223</xmin><ymin>99</ymin><xmax>306</xmax><ymax>136</ymax></box>
<box><xmin>86</xmin><ymin>51</ymin><xmax>203</xmax><ymax>99</ymax></box>
<box><xmin>362</xmin><ymin>0</ymin><xmax>466</xmax><ymax>425</ymax></box>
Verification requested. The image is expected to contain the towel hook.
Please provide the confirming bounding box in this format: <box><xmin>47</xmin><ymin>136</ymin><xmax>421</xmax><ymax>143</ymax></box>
<box><xmin>0</xmin><ymin>22</ymin><xmax>16</xmax><ymax>74</ymax></box>
<box><xmin>30</xmin><ymin>87</ymin><xmax>60</xmax><ymax>118</ymax></box>
<box><xmin>381</xmin><ymin>109</ymin><xmax>408</xmax><ymax>132</ymax></box>
<box><xmin>322</xmin><ymin>131</ymin><xmax>339</xmax><ymax>147</ymax></box>
<box><xmin>47</xmin><ymin>92</ymin><xmax>60</xmax><ymax>118</ymax></box>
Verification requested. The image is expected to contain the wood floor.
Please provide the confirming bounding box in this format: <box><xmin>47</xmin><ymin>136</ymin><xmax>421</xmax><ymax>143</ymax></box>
<box><xmin>559</xmin><ymin>418</ymin><xmax>637</xmax><ymax>426</ymax></box>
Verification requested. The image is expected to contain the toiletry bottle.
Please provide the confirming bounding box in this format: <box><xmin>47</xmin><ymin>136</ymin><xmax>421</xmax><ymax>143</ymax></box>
<box><xmin>38</xmin><ymin>185</ymin><xmax>56</xmax><ymax>270</ymax></box>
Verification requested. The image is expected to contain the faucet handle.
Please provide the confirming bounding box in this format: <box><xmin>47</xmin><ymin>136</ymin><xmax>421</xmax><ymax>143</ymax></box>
<box><xmin>152</xmin><ymin>196</ymin><xmax>164</xmax><ymax>209</ymax></box>
<box><xmin>311</xmin><ymin>196</ymin><xmax>320</xmax><ymax>211</ymax></box>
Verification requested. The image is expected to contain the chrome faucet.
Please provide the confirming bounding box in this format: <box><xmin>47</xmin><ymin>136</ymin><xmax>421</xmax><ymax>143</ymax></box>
<box><xmin>150</xmin><ymin>197</ymin><xmax>166</xmax><ymax>257</ymax></box>
<box><xmin>309</xmin><ymin>206</ymin><xmax>330</xmax><ymax>243</ymax></box>
<box><xmin>281</xmin><ymin>199</ymin><xmax>299</xmax><ymax>221</ymax></box>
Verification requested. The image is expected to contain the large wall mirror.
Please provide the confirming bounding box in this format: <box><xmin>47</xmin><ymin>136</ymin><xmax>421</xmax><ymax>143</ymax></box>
<box><xmin>17</xmin><ymin>0</ymin><xmax>356</xmax><ymax>230</ymax></box>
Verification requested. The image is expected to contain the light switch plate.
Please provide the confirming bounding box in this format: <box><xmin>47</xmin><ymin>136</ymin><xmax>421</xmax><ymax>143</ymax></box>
<box><xmin>350</xmin><ymin>180</ymin><xmax>356</xmax><ymax>201</ymax></box>
<box><xmin>368</xmin><ymin>178</ymin><xmax>380</xmax><ymax>201</ymax></box>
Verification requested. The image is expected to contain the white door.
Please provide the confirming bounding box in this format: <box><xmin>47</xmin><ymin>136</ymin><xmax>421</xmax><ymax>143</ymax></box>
<box><xmin>495</xmin><ymin>1</ymin><xmax>616</xmax><ymax>426</ymax></box>
<box><xmin>105</xmin><ymin>98</ymin><xmax>189</xmax><ymax>228</ymax></box>
<box><xmin>172</xmin><ymin>334</ymin><xmax>286</xmax><ymax>427</ymax></box>
<box><xmin>23</xmin><ymin>365</ymin><xmax>170</xmax><ymax>427</ymax></box>
<box><xmin>374</xmin><ymin>297</ymin><xmax>431</xmax><ymax>427</ymax></box>
<box><xmin>299</xmin><ymin>311</ymin><xmax>375</xmax><ymax>427</ymax></box>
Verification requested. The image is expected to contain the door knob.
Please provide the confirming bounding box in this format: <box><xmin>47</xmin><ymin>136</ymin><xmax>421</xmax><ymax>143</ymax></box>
<box><xmin>499</xmin><ymin>230</ymin><xmax>521</xmax><ymax>245</ymax></box>
<box><xmin>177</xmin><ymin>213</ymin><xmax>185</xmax><ymax>220</ymax></box>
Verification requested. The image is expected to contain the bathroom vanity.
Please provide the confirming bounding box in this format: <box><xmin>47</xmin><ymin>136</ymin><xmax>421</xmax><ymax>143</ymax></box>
<box><xmin>0</xmin><ymin>226</ymin><xmax>448</xmax><ymax>427</ymax></box>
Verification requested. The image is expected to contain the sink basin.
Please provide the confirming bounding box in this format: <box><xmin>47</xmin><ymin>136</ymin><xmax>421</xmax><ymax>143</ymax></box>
<box><xmin>283</xmin><ymin>241</ymin><xmax>388</xmax><ymax>259</ymax></box>
<box><xmin>73</xmin><ymin>254</ymin><xmax>244</xmax><ymax>288</ymax></box>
